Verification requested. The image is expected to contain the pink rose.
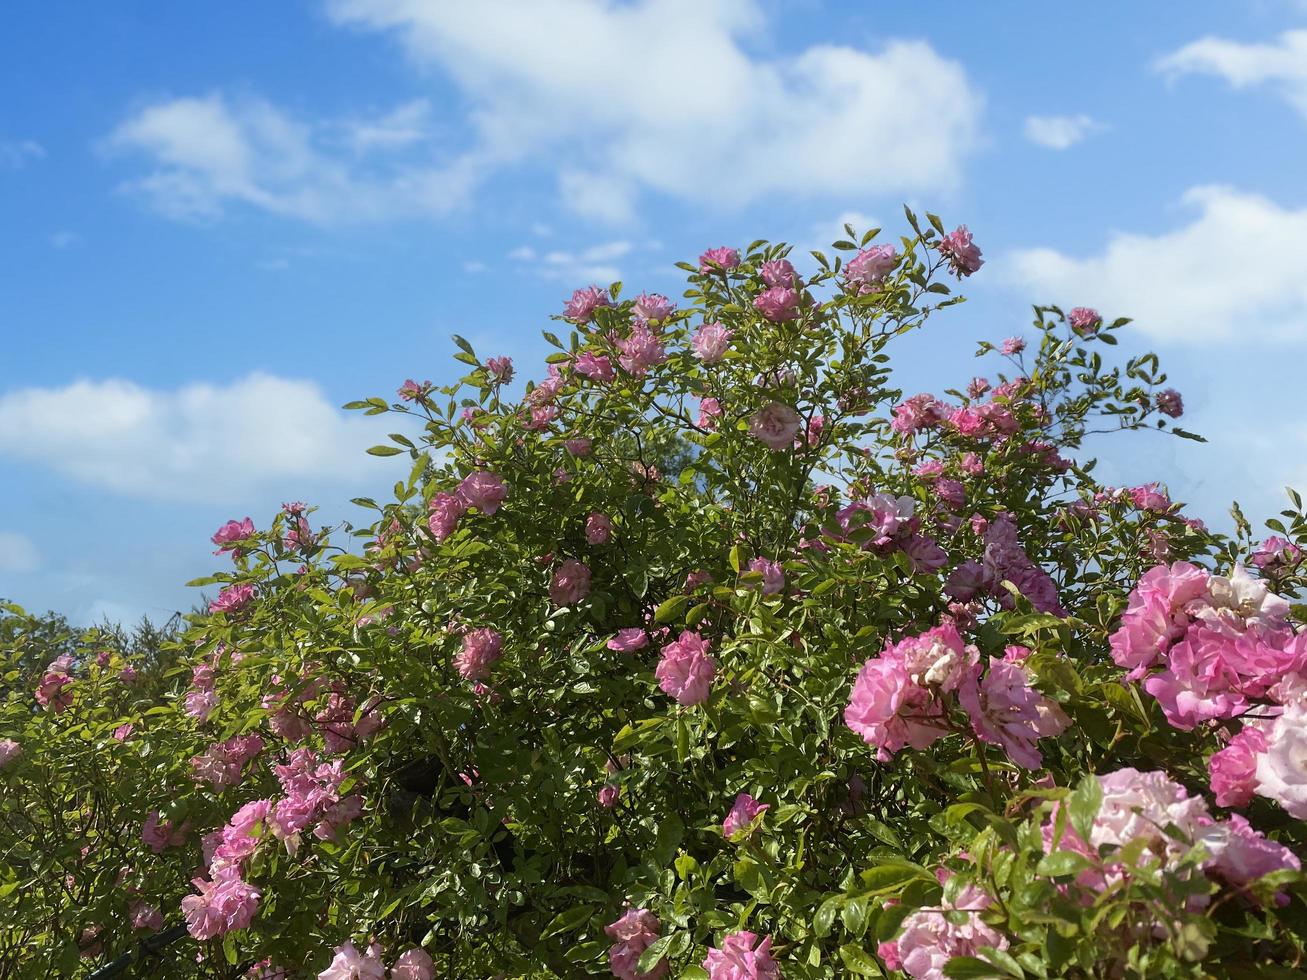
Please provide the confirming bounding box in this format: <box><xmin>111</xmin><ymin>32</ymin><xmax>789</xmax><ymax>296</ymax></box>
<box><xmin>698</xmin><ymin>247</ymin><xmax>740</xmax><ymax>273</ymax></box>
<box><xmin>844</xmin><ymin>244</ymin><xmax>897</xmax><ymax>290</ymax></box>
<box><xmin>318</xmin><ymin>941</ymin><xmax>386</xmax><ymax>980</ymax></box>
<box><xmin>655</xmin><ymin>631</ymin><xmax>717</xmax><ymax>706</ymax></box>
<box><xmin>563</xmin><ymin>286</ymin><xmax>612</xmax><ymax>322</ymax></box>
<box><xmin>586</xmin><ymin>513</ymin><xmax>614</xmax><ymax>545</ymax></box>
<box><xmin>605</xmin><ymin>908</ymin><xmax>668</xmax><ymax>980</ymax></box>
<box><xmin>722</xmin><ymin>792</ymin><xmax>768</xmax><ymax>839</ymax></box>
<box><xmin>575</xmin><ymin>352</ymin><xmax>616</xmax><ymax>383</ymax></box>
<box><xmin>747</xmin><ymin>557</ymin><xmax>785</xmax><ymax>596</ymax></box>
<box><xmin>608</xmin><ymin>629</ymin><xmax>649</xmax><ymax>653</ymax></box>
<box><xmin>938</xmin><ymin>224</ymin><xmax>983</xmax><ymax>277</ymax></box>
<box><xmin>748</xmin><ymin>402</ymin><xmax>802</xmax><ymax>450</ymax></box>
<box><xmin>1068</xmin><ymin>306</ymin><xmax>1101</xmax><ymax>335</ymax></box>
<box><xmin>390</xmin><ymin>947</ymin><xmax>436</xmax><ymax>980</ymax></box>
<box><xmin>690</xmin><ymin>322</ymin><xmax>733</xmax><ymax>364</ymax></box>
<box><xmin>455</xmin><ymin>627</ymin><xmax>503</xmax><ymax>682</ymax></box>
<box><xmin>703</xmin><ymin>931</ymin><xmax>779</xmax><ymax>980</ymax></box>
<box><xmin>753</xmin><ymin>286</ymin><xmax>800</xmax><ymax>322</ymax></box>
<box><xmin>428</xmin><ymin>492</ymin><xmax>466</xmax><ymax>542</ymax></box>
<box><xmin>456</xmin><ymin>472</ymin><xmax>507</xmax><ymax>516</ymax></box>
<box><xmin>550</xmin><ymin>559</ymin><xmax>592</xmax><ymax>606</ymax></box>
<box><xmin>212</xmin><ymin>517</ymin><xmax>255</xmax><ymax>557</ymax></box>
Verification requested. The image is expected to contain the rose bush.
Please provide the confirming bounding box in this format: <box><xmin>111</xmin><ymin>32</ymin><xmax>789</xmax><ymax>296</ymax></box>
<box><xmin>4</xmin><ymin>210</ymin><xmax>1307</xmax><ymax>978</ymax></box>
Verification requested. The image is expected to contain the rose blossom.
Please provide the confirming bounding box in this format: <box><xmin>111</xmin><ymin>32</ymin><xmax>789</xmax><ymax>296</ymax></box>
<box><xmin>455</xmin><ymin>627</ymin><xmax>503</xmax><ymax>682</ymax></box>
<box><xmin>586</xmin><ymin>513</ymin><xmax>614</xmax><ymax>545</ymax></box>
<box><xmin>456</xmin><ymin>471</ymin><xmax>507</xmax><ymax>515</ymax></box>
<box><xmin>550</xmin><ymin>559</ymin><xmax>592</xmax><ymax>606</ymax></box>
<box><xmin>698</xmin><ymin>247</ymin><xmax>740</xmax><ymax>273</ymax></box>
<box><xmin>939</xmin><ymin>225</ymin><xmax>983</xmax><ymax>277</ymax></box>
<box><xmin>691</xmin><ymin>322</ymin><xmax>733</xmax><ymax>363</ymax></box>
<box><xmin>632</xmin><ymin>292</ymin><xmax>675</xmax><ymax>325</ymax></box>
<box><xmin>212</xmin><ymin>517</ymin><xmax>255</xmax><ymax>557</ymax></box>
<box><xmin>0</xmin><ymin>739</ymin><xmax>20</xmax><ymax>769</ymax></box>
<box><xmin>753</xmin><ymin>285</ymin><xmax>800</xmax><ymax>322</ymax></box>
<box><xmin>655</xmin><ymin>631</ymin><xmax>717</xmax><ymax>706</ymax></box>
<box><xmin>844</xmin><ymin>244</ymin><xmax>897</xmax><ymax>290</ymax></box>
<box><xmin>607</xmin><ymin>629</ymin><xmax>649</xmax><ymax>652</ymax></box>
<box><xmin>605</xmin><ymin>908</ymin><xmax>668</xmax><ymax>980</ymax></box>
<box><xmin>390</xmin><ymin>947</ymin><xmax>436</xmax><ymax>980</ymax></box>
<box><xmin>428</xmin><ymin>492</ymin><xmax>466</xmax><ymax>542</ymax></box>
<box><xmin>748</xmin><ymin>402</ymin><xmax>802</xmax><ymax>450</ymax></box>
<box><xmin>574</xmin><ymin>352</ymin><xmax>616</xmax><ymax>383</ymax></box>
<box><xmin>317</xmin><ymin>941</ymin><xmax>386</xmax><ymax>980</ymax></box>
<box><xmin>747</xmin><ymin>557</ymin><xmax>784</xmax><ymax>596</ymax></box>
<box><xmin>563</xmin><ymin>286</ymin><xmax>612</xmax><ymax>322</ymax></box>
<box><xmin>702</xmin><ymin>931</ymin><xmax>779</xmax><ymax>980</ymax></box>
<box><xmin>1156</xmin><ymin>388</ymin><xmax>1184</xmax><ymax>418</ymax></box>
<box><xmin>722</xmin><ymin>792</ymin><xmax>768</xmax><ymax>839</ymax></box>
<box><xmin>485</xmin><ymin>355</ymin><xmax>514</xmax><ymax>386</ymax></box>
<box><xmin>616</xmin><ymin>326</ymin><xmax>667</xmax><ymax>376</ymax></box>
<box><xmin>1068</xmin><ymin>307</ymin><xmax>1101</xmax><ymax>335</ymax></box>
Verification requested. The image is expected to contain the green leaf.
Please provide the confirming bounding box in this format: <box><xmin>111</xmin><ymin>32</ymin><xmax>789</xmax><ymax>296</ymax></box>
<box><xmin>838</xmin><ymin>943</ymin><xmax>886</xmax><ymax>976</ymax></box>
<box><xmin>539</xmin><ymin>904</ymin><xmax>594</xmax><ymax>940</ymax></box>
<box><xmin>944</xmin><ymin>956</ymin><xmax>1010</xmax><ymax>979</ymax></box>
<box><xmin>367</xmin><ymin>445</ymin><xmax>405</xmax><ymax>457</ymax></box>
<box><xmin>654</xmin><ymin>596</ymin><xmax>690</xmax><ymax>624</ymax></box>
<box><xmin>1036</xmin><ymin>850</ymin><xmax>1092</xmax><ymax>878</ymax></box>
<box><xmin>1068</xmin><ymin>775</ymin><xmax>1102</xmax><ymax>845</ymax></box>
<box><xmin>860</xmin><ymin>863</ymin><xmax>930</xmax><ymax>894</ymax></box>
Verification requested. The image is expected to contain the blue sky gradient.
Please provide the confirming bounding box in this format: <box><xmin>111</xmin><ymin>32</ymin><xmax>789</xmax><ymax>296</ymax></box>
<box><xmin>4</xmin><ymin>1</ymin><xmax>1307</xmax><ymax>622</ymax></box>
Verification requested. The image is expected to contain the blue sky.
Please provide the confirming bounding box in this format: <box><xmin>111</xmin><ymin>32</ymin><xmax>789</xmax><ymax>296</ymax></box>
<box><xmin>4</xmin><ymin>1</ymin><xmax>1307</xmax><ymax>623</ymax></box>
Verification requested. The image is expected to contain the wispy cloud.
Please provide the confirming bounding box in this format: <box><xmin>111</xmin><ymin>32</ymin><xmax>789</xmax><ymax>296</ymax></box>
<box><xmin>0</xmin><ymin>139</ymin><xmax>45</xmax><ymax>169</ymax></box>
<box><xmin>1003</xmin><ymin>185</ymin><xmax>1307</xmax><ymax>344</ymax></box>
<box><xmin>507</xmin><ymin>240</ymin><xmax>636</xmax><ymax>283</ymax></box>
<box><xmin>0</xmin><ymin>532</ymin><xmax>39</xmax><ymax>573</ymax></box>
<box><xmin>0</xmin><ymin>373</ymin><xmax>395</xmax><ymax>502</ymax></box>
<box><xmin>106</xmin><ymin>93</ymin><xmax>482</xmax><ymax>223</ymax></box>
<box><xmin>1023</xmin><ymin>114</ymin><xmax>1101</xmax><ymax>149</ymax></box>
<box><xmin>1156</xmin><ymin>30</ymin><xmax>1307</xmax><ymax>119</ymax></box>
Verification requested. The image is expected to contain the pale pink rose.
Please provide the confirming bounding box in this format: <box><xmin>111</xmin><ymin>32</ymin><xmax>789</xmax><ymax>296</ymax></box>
<box><xmin>844</xmin><ymin>244</ymin><xmax>897</xmax><ymax>290</ymax></box>
<box><xmin>550</xmin><ymin>559</ymin><xmax>592</xmax><ymax>606</ymax></box>
<box><xmin>959</xmin><ymin>657</ymin><xmax>1068</xmax><ymax>769</ymax></box>
<box><xmin>759</xmin><ymin>258</ymin><xmax>796</xmax><ymax>288</ymax></box>
<box><xmin>565</xmin><ymin>438</ymin><xmax>593</xmax><ymax>456</ymax></box>
<box><xmin>1255</xmin><ymin>701</ymin><xmax>1307</xmax><ymax>818</ymax></box>
<box><xmin>563</xmin><ymin>286</ymin><xmax>612</xmax><ymax>322</ymax></box>
<box><xmin>1198</xmin><ymin>813</ymin><xmax>1301</xmax><ymax>893</ymax></box>
<box><xmin>617</xmin><ymin>326</ymin><xmax>667</xmax><ymax>376</ymax></box>
<box><xmin>753</xmin><ymin>285</ymin><xmax>800</xmax><ymax>322</ymax></box>
<box><xmin>0</xmin><ymin>739</ymin><xmax>20</xmax><ymax>768</ymax></box>
<box><xmin>586</xmin><ymin>513</ymin><xmax>614</xmax><ymax>545</ymax></box>
<box><xmin>895</xmin><ymin>880</ymin><xmax>1007</xmax><ymax>980</ymax></box>
<box><xmin>317</xmin><ymin>941</ymin><xmax>386</xmax><ymax>980</ymax></box>
<box><xmin>722</xmin><ymin>792</ymin><xmax>768</xmax><ymax>839</ymax></box>
<box><xmin>428</xmin><ymin>492</ymin><xmax>466</xmax><ymax>542</ymax></box>
<box><xmin>390</xmin><ymin>947</ymin><xmax>436</xmax><ymax>980</ymax></box>
<box><xmin>748</xmin><ymin>402</ymin><xmax>802</xmax><ymax>450</ymax></box>
<box><xmin>598</xmin><ymin>785</ymin><xmax>619</xmax><ymax>808</ymax></box>
<box><xmin>607</xmin><ymin>629</ymin><xmax>649</xmax><ymax>652</ymax></box>
<box><xmin>1000</xmin><ymin>336</ymin><xmax>1024</xmax><ymax>355</ymax></box>
<box><xmin>209</xmin><ymin>583</ymin><xmax>255</xmax><ymax>616</ymax></box>
<box><xmin>632</xmin><ymin>292</ymin><xmax>676</xmax><ymax>324</ymax></box>
<box><xmin>212</xmin><ymin>517</ymin><xmax>256</xmax><ymax>557</ymax></box>
<box><xmin>747</xmin><ymin>557</ymin><xmax>784</xmax><ymax>596</ymax></box>
<box><xmin>605</xmin><ymin>908</ymin><xmax>668</xmax><ymax>980</ymax></box>
<box><xmin>655</xmin><ymin>631</ymin><xmax>717</xmax><ymax>706</ymax></box>
<box><xmin>691</xmin><ymin>323</ymin><xmax>733</xmax><ymax>363</ymax></box>
<box><xmin>456</xmin><ymin>628</ymin><xmax>503</xmax><ymax>682</ymax></box>
<box><xmin>698</xmin><ymin>247</ymin><xmax>740</xmax><ymax>273</ymax></box>
<box><xmin>575</xmin><ymin>352</ymin><xmax>616</xmax><ymax>382</ymax></box>
<box><xmin>697</xmin><ymin>397</ymin><xmax>723</xmax><ymax>430</ymax></box>
<box><xmin>1068</xmin><ymin>306</ymin><xmax>1100</xmax><ymax>335</ymax></box>
<box><xmin>938</xmin><ymin>225</ymin><xmax>983</xmax><ymax>277</ymax></box>
<box><xmin>397</xmin><ymin>379</ymin><xmax>430</xmax><ymax>401</ymax></box>
<box><xmin>181</xmin><ymin>871</ymin><xmax>261</xmax><ymax>940</ymax></box>
<box><xmin>456</xmin><ymin>472</ymin><xmax>507</xmax><ymax>515</ymax></box>
<box><xmin>485</xmin><ymin>356</ymin><xmax>514</xmax><ymax>385</ymax></box>
<box><xmin>702</xmin><ymin>931</ymin><xmax>779</xmax><ymax>980</ymax></box>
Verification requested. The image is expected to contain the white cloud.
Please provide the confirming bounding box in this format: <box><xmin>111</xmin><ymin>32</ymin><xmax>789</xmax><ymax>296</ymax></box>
<box><xmin>0</xmin><ymin>532</ymin><xmax>39</xmax><ymax>573</ymax></box>
<box><xmin>508</xmin><ymin>239</ymin><xmax>634</xmax><ymax>282</ymax></box>
<box><xmin>0</xmin><ymin>373</ymin><xmax>394</xmax><ymax>502</ymax></box>
<box><xmin>340</xmin><ymin>98</ymin><xmax>433</xmax><ymax>152</ymax></box>
<box><xmin>1156</xmin><ymin>30</ymin><xmax>1307</xmax><ymax>119</ymax></box>
<box><xmin>324</xmin><ymin>0</ymin><xmax>982</xmax><ymax>218</ymax></box>
<box><xmin>1003</xmin><ymin>186</ymin><xmax>1307</xmax><ymax>344</ymax></box>
<box><xmin>1023</xmin><ymin>114</ymin><xmax>1100</xmax><ymax>150</ymax></box>
<box><xmin>106</xmin><ymin>93</ymin><xmax>482</xmax><ymax>223</ymax></box>
<box><xmin>0</xmin><ymin>139</ymin><xmax>45</xmax><ymax>169</ymax></box>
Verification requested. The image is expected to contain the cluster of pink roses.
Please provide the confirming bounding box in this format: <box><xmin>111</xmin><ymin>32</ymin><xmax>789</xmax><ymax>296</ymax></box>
<box><xmin>944</xmin><ymin>512</ymin><xmax>1065</xmax><ymax>616</ymax></box>
<box><xmin>191</xmin><ymin>733</ymin><xmax>264</xmax><ymax>790</ymax></box>
<box><xmin>426</xmin><ymin>470</ymin><xmax>508</xmax><ymax>542</ymax></box>
<box><xmin>879</xmin><ymin>874</ymin><xmax>1006</xmax><ymax>980</ymax></box>
<box><xmin>1045</xmin><ymin>767</ymin><xmax>1298</xmax><ymax>903</ymax></box>
<box><xmin>318</xmin><ymin>940</ymin><xmax>434</xmax><ymax>980</ymax></box>
<box><xmin>845</xmin><ymin>623</ymin><xmax>1068</xmax><ymax>768</ymax></box>
<box><xmin>1113</xmin><ymin>561</ymin><xmax>1307</xmax><ymax>818</ymax></box>
<box><xmin>828</xmin><ymin>492</ymin><xmax>948</xmax><ymax>575</ymax></box>
<box><xmin>34</xmin><ymin>655</ymin><xmax>74</xmax><ymax>712</ymax></box>
<box><xmin>185</xmin><ymin>748</ymin><xmax>363</xmax><ymax>940</ymax></box>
